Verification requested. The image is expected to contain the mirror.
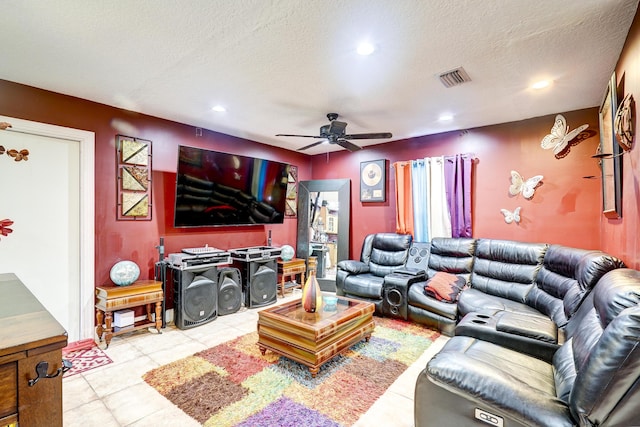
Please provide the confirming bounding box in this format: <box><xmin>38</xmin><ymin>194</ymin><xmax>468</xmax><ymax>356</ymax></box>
<box><xmin>297</xmin><ymin>179</ymin><xmax>350</xmax><ymax>291</ymax></box>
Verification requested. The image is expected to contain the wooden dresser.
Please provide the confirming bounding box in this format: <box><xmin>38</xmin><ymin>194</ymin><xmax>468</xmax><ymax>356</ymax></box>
<box><xmin>0</xmin><ymin>273</ymin><xmax>68</xmax><ymax>427</ymax></box>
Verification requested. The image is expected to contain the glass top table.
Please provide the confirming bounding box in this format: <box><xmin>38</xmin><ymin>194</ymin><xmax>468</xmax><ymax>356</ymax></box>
<box><xmin>257</xmin><ymin>295</ymin><xmax>375</xmax><ymax>377</ymax></box>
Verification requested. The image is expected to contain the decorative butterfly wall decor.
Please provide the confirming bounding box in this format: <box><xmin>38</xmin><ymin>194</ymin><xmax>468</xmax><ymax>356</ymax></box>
<box><xmin>541</xmin><ymin>114</ymin><xmax>589</xmax><ymax>157</ymax></box>
<box><xmin>500</xmin><ymin>207</ymin><xmax>521</xmax><ymax>224</ymax></box>
<box><xmin>509</xmin><ymin>170</ymin><xmax>543</xmax><ymax>199</ymax></box>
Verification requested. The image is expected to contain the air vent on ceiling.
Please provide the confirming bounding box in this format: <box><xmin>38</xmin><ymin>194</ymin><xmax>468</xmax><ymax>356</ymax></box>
<box><xmin>438</xmin><ymin>67</ymin><xmax>471</xmax><ymax>88</ymax></box>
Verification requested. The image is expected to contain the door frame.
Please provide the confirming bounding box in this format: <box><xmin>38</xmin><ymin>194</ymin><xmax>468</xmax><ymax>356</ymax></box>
<box><xmin>0</xmin><ymin>115</ymin><xmax>95</xmax><ymax>342</ymax></box>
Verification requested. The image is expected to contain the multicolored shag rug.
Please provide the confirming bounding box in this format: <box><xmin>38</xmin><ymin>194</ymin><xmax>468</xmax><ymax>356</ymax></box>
<box><xmin>62</xmin><ymin>346</ymin><xmax>113</xmax><ymax>377</ymax></box>
<box><xmin>143</xmin><ymin>317</ymin><xmax>439</xmax><ymax>426</ymax></box>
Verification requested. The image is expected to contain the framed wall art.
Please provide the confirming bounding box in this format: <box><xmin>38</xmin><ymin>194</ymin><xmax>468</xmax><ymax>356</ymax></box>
<box><xmin>598</xmin><ymin>71</ymin><xmax>622</xmax><ymax>219</ymax></box>
<box><xmin>116</xmin><ymin>135</ymin><xmax>152</xmax><ymax>220</ymax></box>
<box><xmin>360</xmin><ymin>159</ymin><xmax>386</xmax><ymax>202</ymax></box>
<box><xmin>285</xmin><ymin>164</ymin><xmax>298</xmax><ymax>217</ymax></box>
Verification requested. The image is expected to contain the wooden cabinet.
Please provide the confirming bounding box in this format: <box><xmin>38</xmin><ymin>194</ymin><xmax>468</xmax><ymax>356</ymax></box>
<box><xmin>0</xmin><ymin>273</ymin><xmax>68</xmax><ymax>427</ymax></box>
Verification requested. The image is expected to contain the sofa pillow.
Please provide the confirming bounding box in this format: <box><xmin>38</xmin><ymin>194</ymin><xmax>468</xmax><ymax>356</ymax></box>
<box><xmin>424</xmin><ymin>272</ymin><xmax>466</xmax><ymax>303</ymax></box>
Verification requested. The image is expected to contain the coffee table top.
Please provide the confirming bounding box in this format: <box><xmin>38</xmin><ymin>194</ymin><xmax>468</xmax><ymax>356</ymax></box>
<box><xmin>258</xmin><ymin>295</ymin><xmax>374</xmax><ymax>341</ymax></box>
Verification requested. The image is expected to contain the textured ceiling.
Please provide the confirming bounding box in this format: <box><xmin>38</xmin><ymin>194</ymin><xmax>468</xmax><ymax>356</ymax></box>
<box><xmin>0</xmin><ymin>0</ymin><xmax>638</xmax><ymax>154</ymax></box>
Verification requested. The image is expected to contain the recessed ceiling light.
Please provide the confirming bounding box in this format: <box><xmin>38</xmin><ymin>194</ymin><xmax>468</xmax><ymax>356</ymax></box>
<box><xmin>438</xmin><ymin>113</ymin><xmax>454</xmax><ymax>122</ymax></box>
<box><xmin>357</xmin><ymin>42</ymin><xmax>375</xmax><ymax>56</ymax></box>
<box><xmin>212</xmin><ymin>105</ymin><xmax>226</xmax><ymax>112</ymax></box>
<box><xmin>531</xmin><ymin>80</ymin><xmax>551</xmax><ymax>90</ymax></box>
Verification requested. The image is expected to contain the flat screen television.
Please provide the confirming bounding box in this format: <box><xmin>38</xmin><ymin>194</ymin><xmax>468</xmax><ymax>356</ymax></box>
<box><xmin>174</xmin><ymin>145</ymin><xmax>289</xmax><ymax>227</ymax></box>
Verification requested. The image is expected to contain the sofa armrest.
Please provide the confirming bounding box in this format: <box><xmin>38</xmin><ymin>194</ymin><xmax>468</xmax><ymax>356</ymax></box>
<box><xmin>393</xmin><ymin>267</ymin><xmax>426</xmax><ymax>278</ymax></box>
<box><xmin>337</xmin><ymin>260</ymin><xmax>370</xmax><ymax>274</ymax></box>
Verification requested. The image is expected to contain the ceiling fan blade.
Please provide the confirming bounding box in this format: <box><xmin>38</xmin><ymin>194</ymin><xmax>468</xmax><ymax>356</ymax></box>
<box><xmin>276</xmin><ymin>133</ymin><xmax>324</xmax><ymax>138</ymax></box>
<box><xmin>298</xmin><ymin>140</ymin><xmax>326</xmax><ymax>151</ymax></box>
<box><xmin>343</xmin><ymin>132</ymin><xmax>392</xmax><ymax>140</ymax></box>
<box><xmin>336</xmin><ymin>139</ymin><xmax>362</xmax><ymax>152</ymax></box>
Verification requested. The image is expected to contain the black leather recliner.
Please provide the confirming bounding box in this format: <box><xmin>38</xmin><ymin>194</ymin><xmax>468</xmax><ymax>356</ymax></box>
<box><xmin>416</xmin><ymin>268</ymin><xmax>640</xmax><ymax>427</ymax></box>
<box><xmin>336</xmin><ymin>233</ymin><xmax>413</xmax><ymax>314</ymax></box>
<box><xmin>407</xmin><ymin>237</ymin><xmax>477</xmax><ymax>335</ymax></box>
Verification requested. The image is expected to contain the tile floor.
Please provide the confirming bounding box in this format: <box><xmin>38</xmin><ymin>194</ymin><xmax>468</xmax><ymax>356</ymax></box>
<box><xmin>63</xmin><ymin>294</ymin><xmax>448</xmax><ymax>427</ymax></box>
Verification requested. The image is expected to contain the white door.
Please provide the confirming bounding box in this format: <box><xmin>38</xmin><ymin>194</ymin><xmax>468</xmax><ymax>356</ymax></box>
<box><xmin>0</xmin><ymin>116</ymin><xmax>94</xmax><ymax>343</ymax></box>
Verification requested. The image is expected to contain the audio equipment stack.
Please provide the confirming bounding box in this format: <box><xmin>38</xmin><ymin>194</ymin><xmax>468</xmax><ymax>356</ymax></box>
<box><xmin>230</xmin><ymin>246</ymin><xmax>281</xmax><ymax>308</ymax></box>
<box><xmin>168</xmin><ymin>245</ymin><xmax>231</xmax><ymax>271</ymax></box>
<box><xmin>166</xmin><ymin>245</ymin><xmax>233</xmax><ymax>330</ymax></box>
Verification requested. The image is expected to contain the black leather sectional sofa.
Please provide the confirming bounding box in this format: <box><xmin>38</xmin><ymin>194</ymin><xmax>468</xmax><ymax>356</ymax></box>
<box><xmin>336</xmin><ymin>234</ymin><xmax>639</xmax><ymax>426</ymax></box>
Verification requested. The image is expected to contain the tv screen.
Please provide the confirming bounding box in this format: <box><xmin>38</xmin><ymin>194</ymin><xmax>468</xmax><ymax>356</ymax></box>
<box><xmin>174</xmin><ymin>145</ymin><xmax>289</xmax><ymax>227</ymax></box>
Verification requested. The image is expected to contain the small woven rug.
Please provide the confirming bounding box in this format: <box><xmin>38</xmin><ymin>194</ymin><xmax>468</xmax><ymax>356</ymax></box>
<box><xmin>143</xmin><ymin>317</ymin><xmax>439</xmax><ymax>426</ymax></box>
<box><xmin>62</xmin><ymin>346</ymin><xmax>113</xmax><ymax>377</ymax></box>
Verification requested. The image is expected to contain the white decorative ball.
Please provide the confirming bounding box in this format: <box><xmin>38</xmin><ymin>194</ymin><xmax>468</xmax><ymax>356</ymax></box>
<box><xmin>280</xmin><ymin>245</ymin><xmax>295</xmax><ymax>261</ymax></box>
<box><xmin>110</xmin><ymin>260</ymin><xmax>140</xmax><ymax>286</ymax></box>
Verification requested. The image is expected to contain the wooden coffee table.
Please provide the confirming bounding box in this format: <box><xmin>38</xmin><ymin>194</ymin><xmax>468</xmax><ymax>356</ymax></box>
<box><xmin>257</xmin><ymin>295</ymin><xmax>375</xmax><ymax>377</ymax></box>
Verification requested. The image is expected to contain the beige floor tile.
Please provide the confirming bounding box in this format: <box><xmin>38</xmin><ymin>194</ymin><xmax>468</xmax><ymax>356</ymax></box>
<box><xmin>101</xmin><ymin>340</ymin><xmax>145</xmax><ymax>366</ymax></box>
<box><xmin>102</xmin><ymin>382</ymin><xmax>171</xmax><ymax>426</ymax></box>
<box><xmin>147</xmin><ymin>339</ymin><xmax>208</xmax><ymax>366</ymax></box>
<box><xmin>63</xmin><ymin>399</ymin><xmax>120</xmax><ymax>427</ymax></box>
<box><xmin>62</xmin><ymin>375</ymin><xmax>100</xmax><ymax>412</ymax></box>
<box><xmin>82</xmin><ymin>355</ymin><xmax>159</xmax><ymax>398</ymax></box>
<box><xmin>129</xmin><ymin>327</ymin><xmax>196</xmax><ymax>354</ymax></box>
<box><xmin>354</xmin><ymin>391</ymin><xmax>414</xmax><ymax>427</ymax></box>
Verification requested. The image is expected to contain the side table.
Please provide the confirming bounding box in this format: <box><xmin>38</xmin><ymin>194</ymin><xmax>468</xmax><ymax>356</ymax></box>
<box><xmin>95</xmin><ymin>280</ymin><xmax>163</xmax><ymax>348</ymax></box>
<box><xmin>277</xmin><ymin>258</ymin><xmax>306</xmax><ymax>297</ymax></box>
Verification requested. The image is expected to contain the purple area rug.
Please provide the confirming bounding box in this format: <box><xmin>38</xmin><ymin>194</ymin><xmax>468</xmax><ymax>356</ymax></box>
<box><xmin>143</xmin><ymin>317</ymin><xmax>439</xmax><ymax>426</ymax></box>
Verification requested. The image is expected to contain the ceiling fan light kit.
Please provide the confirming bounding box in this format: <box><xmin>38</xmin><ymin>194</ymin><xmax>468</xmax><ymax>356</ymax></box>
<box><xmin>276</xmin><ymin>113</ymin><xmax>392</xmax><ymax>152</ymax></box>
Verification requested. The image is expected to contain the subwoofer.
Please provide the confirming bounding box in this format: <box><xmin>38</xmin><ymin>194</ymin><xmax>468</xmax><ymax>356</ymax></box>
<box><xmin>243</xmin><ymin>259</ymin><xmax>277</xmax><ymax>308</ymax></box>
<box><xmin>382</xmin><ymin>274</ymin><xmax>410</xmax><ymax>320</ymax></box>
<box><xmin>174</xmin><ymin>267</ymin><xmax>217</xmax><ymax>329</ymax></box>
<box><xmin>217</xmin><ymin>267</ymin><xmax>242</xmax><ymax>315</ymax></box>
<box><xmin>406</xmin><ymin>242</ymin><xmax>431</xmax><ymax>272</ymax></box>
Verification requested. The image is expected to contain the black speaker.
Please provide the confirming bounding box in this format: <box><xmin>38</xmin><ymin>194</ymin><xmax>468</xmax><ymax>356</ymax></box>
<box><xmin>174</xmin><ymin>267</ymin><xmax>217</xmax><ymax>329</ymax></box>
<box><xmin>382</xmin><ymin>274</ymin><xmax>409</xmax><ymax>320</ymax></box>
<box><xmin>244</xmin><ymin>259</ymin><xmax>277</xmax><ymax>308</ymax></box>
<box><xmin>217</xmin><ymin>267</ymin><xmax>242</xmax><ymax>315</ymax></box>
<box><xmin>406</xmin><ymin>242</ymin><xmax>431</xmax><ymax>271</ymax></box>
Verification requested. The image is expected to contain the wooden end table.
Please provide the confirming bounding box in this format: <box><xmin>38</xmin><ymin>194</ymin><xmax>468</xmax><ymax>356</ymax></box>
<box><xmin>95</xmin><ymin>280</ymin><xmax>163</xmax><ymax>348</ymax></box>
<box><xmin>257</xmin><ymin>296</ymin><xmax>375</xmax><ymax>377</ymax></box>
<box><xmin>277</xmin><ymin>258</ymin><xmax>306</xmax><ymax>297</ymax></box>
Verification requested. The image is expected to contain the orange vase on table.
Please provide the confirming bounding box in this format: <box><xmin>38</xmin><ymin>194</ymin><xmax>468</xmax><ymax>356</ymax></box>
<box><xmin>301</xmin><ymin>271</ymin><xmax>323</xmax><ymax>313</ymax></box>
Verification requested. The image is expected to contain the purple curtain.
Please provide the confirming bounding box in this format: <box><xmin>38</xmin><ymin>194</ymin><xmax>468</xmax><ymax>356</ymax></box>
<box><xmin>444</xmin><ymin>154</ymin><xmax>473</xmax><ymax>237</ymax></box>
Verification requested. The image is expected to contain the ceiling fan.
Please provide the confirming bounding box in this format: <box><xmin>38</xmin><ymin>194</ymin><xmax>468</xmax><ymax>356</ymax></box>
<box><xmin>276</xmin><ymin>113</ymin><xmax>392</xmax><ymax>152</ymax></box>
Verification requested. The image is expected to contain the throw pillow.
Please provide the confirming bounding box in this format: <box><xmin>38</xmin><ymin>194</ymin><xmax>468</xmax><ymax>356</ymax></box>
<box><xmin>424</xmin><ymin>272</ymin><xmax>466</xmax><ymax>303</ymax></box>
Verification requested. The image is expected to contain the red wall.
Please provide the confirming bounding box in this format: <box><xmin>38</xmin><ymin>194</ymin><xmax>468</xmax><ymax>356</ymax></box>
<box><xmin>310</xmin><ymin>109</ymin><xmax>604</xmax><ymax>260</ymax></box>
<box><xmin>0</xmin><ymin>80</ymin><xmax>311</xmax><ymax>286</ymax></box>
<box><xmin>0</xmin><ymin>71</ymin><xmax>632</xmax><ymax>287</ymax></box>
<box><xmin>604</xmin><ymin>10</ymin><xmax>640</xmax><ymax>269</ymax></box>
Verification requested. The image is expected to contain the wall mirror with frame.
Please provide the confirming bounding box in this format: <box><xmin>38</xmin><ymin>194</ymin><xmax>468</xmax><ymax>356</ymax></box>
<box><xmin>296</xmin><ymin>179</ymin><xmax>350</xmax><ymax>291</ymax></box>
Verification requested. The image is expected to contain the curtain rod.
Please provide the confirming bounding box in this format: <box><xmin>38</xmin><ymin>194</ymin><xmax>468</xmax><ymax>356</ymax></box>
<box><xmin>391</xmin><ymin>153</ymin><xmax>478</xmax><ymax>168</ymax></box>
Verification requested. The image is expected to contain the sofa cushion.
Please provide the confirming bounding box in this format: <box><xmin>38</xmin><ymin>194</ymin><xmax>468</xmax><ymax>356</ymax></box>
<box><xmin>424</xmin><ymin>336</ymin><xmax>573</xmax><ymax>426</ymax></box>
<box><xmin>407</xmin><ymin>284</ymin><xmax>458</xmax><ymax>320</ymax></box>
<box><xmin>526</xmin><ymin>245</ymin><xmax>625</xmax><ymax>326</ymax></box>
<box><xmin>341</xmin><ymin>273</ymin><xmax>384</xmax><ymax>299</ymax></box>
<box><xmin>469</xmin><ymin>239</ymin><xmax>547</xmax><ymax>303</ymax></box>
<box><xmin>427</xmin><ymin>237</ymin><xmax>476</xmax><ymax>281</ymax></box>
<box><xmin>362</xmin><ymin>233</ymin><xmax>412</xmax><ymax>277</ymax></box>
<box><xmin>458</xmin><ymin>288</ymin><xmax>545</xmax><ymax>318</ymax></box>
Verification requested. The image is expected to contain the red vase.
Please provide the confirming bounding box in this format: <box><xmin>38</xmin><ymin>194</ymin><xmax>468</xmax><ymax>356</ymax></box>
<box><xmin>301</xmin><ymin>271</ymin><xmax>323</xmax><ymax>313</ymax></box>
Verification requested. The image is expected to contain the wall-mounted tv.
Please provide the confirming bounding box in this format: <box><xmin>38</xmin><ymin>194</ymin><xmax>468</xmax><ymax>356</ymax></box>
<box><xmin>174</xmin><ymin>145</ymin><xmax>289</xmax><ymax>227</ymax></box>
